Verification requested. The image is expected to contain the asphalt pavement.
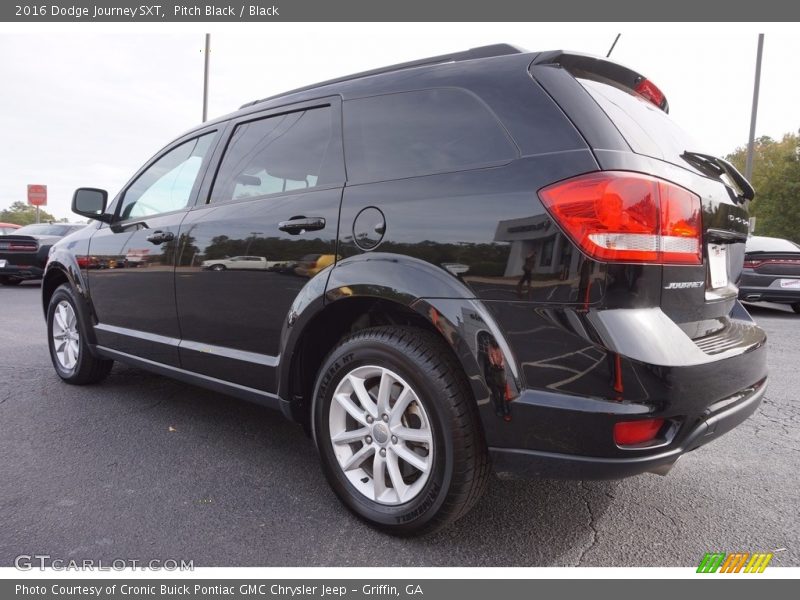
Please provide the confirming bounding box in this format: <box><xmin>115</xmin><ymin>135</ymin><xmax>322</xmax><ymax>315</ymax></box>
<box><xmin>1</xmin><ymin>281</ymin><xmax>797</xmax><ymax>567</ymax></box>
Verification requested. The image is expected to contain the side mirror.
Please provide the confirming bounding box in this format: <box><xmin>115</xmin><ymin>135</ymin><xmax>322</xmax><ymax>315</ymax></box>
<box><xmin>72</xmin><ymin>188</ymin><xmax>111</xmax><ymax>223</ymax></box>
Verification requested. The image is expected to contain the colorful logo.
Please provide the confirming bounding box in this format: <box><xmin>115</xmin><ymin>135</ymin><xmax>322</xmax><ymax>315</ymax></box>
<box><xmin>697</xmin><ymin>552</ymin><xmax>773</xmax><ymax>573</ymax></box>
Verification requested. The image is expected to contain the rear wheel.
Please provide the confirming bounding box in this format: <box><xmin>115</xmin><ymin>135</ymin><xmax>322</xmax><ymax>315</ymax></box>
<box><xmin>792</xmin><ymin>302</ymin><xmax>800</xmax><ymax>314</ymax></box>
<box><xmin>47</xmin><ymin>283</ymin><xmax>113</xmax><ymax>384</ymax></box>
<box><xmin>0</xmin><ymin>277</ymin><xmax>22</xmax><ymax>286</ymax></box>
<box><xmin>313</xmin><ymin>326</ymin><xmax>490</xmax><ymax>535</ymax></box>
<box><xmin>211</xmin><ymin>264</ymin><xmax>226</xmax><ymax>271</ymax></box>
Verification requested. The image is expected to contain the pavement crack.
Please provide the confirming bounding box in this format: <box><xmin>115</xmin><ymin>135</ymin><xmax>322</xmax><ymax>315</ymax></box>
<box><xmin>656</xmin><ymin>506</ymin><xmax>680</xmax><ymax>529</ymax></box>
<box><xmin>573</xmin><ymin>480</ymin><xmax>599</xmax><ymax>566</ymax></box>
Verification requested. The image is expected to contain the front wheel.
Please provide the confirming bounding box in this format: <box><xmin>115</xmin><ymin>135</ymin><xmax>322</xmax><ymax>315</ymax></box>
<box><xmin>313</xmin><ymin>326</ymin><xmax>489</xmax><ymax>535</ymax></box>
<box><xmin>47</xmin><ymin>283</ymin><xmax>113</xmax><ymax>384</ymax></box>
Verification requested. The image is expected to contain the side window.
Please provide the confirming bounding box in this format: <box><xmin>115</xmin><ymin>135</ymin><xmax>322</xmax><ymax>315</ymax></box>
<box><xmin>210</xmin><ymin>106</ymin><xmax>339</xmax><ymax>203</ymax></box>
<box><xmin>119</xmin><ymin>133</ymin><xmax>215</xmax><ymax>220</ymax></box>
<box><xmin>343</xmin><ymin>88</ymin><xmax>517</xmax><ymax>183</ymax></box>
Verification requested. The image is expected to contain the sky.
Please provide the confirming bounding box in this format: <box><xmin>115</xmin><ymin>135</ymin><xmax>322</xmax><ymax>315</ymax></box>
<box><xmin>0</xmin><ymin>23</ymin><xmax>798</xmax><ymax>220</ymax></box>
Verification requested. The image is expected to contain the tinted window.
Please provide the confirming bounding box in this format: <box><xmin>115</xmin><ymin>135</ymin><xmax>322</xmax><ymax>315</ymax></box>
<box><xmin>211</xmin><ymin>107</ymin><xmax>339</xmax><ymax>203</ymax></box>
<box><xmin>119</xmin><ymin>133</ymin><xmax>215</xmax><ymax>220</ymax></box>
<box><xmin>579</xmin><ymin>78</ymin><xmax>702</xmax><ymax>170</ymax></box>
<box><xmin>343</xmin><ymin>88</ymin><xmax>517</xmax><ymax>183</ymax></box>
<box><xmin>746</xmin><ymin>236</ymin><xmax>800</xmax><ymax>253</ymax></box>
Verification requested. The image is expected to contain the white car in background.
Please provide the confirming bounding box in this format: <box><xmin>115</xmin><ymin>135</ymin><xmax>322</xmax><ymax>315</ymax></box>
<box><xmin>201</xmin><ymin>255</ymin><xmax>276</xmax><ymax>271</ymax></box>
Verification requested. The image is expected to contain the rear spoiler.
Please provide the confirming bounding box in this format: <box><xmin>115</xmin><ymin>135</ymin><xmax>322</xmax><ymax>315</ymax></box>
<box><xmin>532</xmin><ymin>51</ymin><xmax>669</xmax><ymax>113</ymax></box>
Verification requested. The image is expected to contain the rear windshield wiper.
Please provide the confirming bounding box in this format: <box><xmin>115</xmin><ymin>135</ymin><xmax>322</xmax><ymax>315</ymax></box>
<box><xmin>682</xmin><ymin>151</ymin><xmax>755</xmax><ymax>203</ymax></box>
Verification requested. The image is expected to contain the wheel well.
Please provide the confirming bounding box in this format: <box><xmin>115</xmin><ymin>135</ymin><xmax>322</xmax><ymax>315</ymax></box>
<box><xmin>288</xmin><ymin>297</ymin><xmax>459</xmax><ymax>432</ymax></box>
<box><xmin>42</xmin><ymin>268</ymin><xmax>69</xmax><ymax>315</ymax></box>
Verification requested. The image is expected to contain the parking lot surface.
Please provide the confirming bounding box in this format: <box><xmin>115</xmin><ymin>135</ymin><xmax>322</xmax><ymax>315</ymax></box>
<box><xmin>1</xmin><ymin>282</ymin><xmax>797</xmax><ymax>567</ymax></box>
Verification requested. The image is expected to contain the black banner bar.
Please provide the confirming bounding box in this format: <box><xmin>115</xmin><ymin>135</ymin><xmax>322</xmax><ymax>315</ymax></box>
<box><xmin>3</xmin><ymin>579</ymin><xmax>797</xmax><ymax>600</ymax></box>
<box><xmin>2</xmin><ymin>0</ymin><xmax>800</xmax><ymax>22</ymax></box>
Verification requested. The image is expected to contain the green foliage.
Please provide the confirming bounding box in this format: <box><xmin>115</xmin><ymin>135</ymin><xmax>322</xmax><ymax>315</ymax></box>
<box><xmin>726</xmin><ymin>131</ymin><xmax>800</xmax><ymax>243</ymax></box>
<box><xmin>0</xmin><ymin>201</ymin><xmax>57</xmax><ymax>225</ymax></box>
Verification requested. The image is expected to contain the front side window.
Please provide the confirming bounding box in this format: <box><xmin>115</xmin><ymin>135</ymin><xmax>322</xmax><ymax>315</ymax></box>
<box><xmin>210</xmin><ymin>107</ymin><xmax>339</xmax><ymax>203</ymax></box>
<box><xmin>119</xmin><ymin>133</ymin><xmax>215</xmax><ymax>220</ymax></box>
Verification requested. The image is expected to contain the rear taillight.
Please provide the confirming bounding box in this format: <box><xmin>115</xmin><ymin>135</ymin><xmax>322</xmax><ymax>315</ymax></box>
<box><xmin>614</xmin><ymin>418</ymin><xmax>665</xmax><ymax>446</ymax></box>
<box><xmin>634</xmin><ymin>78</ymin><xmax>667</xmax><ymax>111</ymax></box>
<box><xmin>8</xmin><ymin>242</ymin><xmax>38</xmax><ymax>251</ymax></box>
<box><xmin>744</xmin><ymin>258</ymin><xmax>800</xmax><ymax>269</ymax></box>
<box><xmin>539</xmin><ymin>171</ymin><xmax>702</xmax><ymax>265</ymax></box>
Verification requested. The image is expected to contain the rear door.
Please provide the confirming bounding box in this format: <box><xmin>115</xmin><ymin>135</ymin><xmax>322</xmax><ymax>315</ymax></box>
<box><xmin>87</xmin><ymin>130</ymin><xmax>219</xmax><ymax>366</ymax></box>
<box><xmin>175</xmin><ymin>98</ymin><xmax>345</xmax><ymax>392</ymax></box>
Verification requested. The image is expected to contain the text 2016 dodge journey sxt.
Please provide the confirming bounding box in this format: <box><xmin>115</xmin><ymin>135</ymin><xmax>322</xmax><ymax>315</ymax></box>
<box><xmin>44</xmin><ymin>45</ymin><xmax>767</xmax><ymax>535</ymax></box>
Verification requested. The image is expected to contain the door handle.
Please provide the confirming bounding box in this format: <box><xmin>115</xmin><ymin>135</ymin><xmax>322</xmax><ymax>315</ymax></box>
<box><xmin>146</xmin><ymin>230</ymin><xmax>175</xmax><ymax>244</ymax></box>
<box><xmin>278</xmin><ymin>217</ymin><xmax>326</xmax><ymax>235</ymax></box>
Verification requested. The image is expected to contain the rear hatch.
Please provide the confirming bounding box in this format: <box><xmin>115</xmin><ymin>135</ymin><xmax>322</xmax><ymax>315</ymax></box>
<box><xmin>741</xmin><ymin>236</ymin><xmax>800</xmax><ymax>290</ymax></box>
<box><xmin>532</xmin><ymin>53</ymin><xmax>754</xmax><ymax>334</ymax></box>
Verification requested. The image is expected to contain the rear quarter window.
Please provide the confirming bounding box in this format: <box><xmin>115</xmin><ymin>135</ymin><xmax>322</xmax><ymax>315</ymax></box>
<box><xmin>343</xmin><ymin>88</ymin><xmax>518</xmax><ymax>183</ymax></box>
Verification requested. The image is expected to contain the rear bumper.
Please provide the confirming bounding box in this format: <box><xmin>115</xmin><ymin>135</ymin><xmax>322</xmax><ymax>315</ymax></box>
<box><xmin>0</xmin><ymin>264</ymin><xmax>44</xmax><ymax>280</ymax></box>
<box><xmin>491</xmin><ymin>378</ymin><xmax>766</xmax><ymax>479</ymax></box>
<box><xmin>739</xmin><ymin>285</ymin><xmax>800</xmax><ymax>304</ymax></box>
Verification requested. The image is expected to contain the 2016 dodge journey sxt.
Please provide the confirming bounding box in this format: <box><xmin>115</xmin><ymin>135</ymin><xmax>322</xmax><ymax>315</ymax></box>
<box><xmin>44</xmin><ymin>44</ymin><xmax>767</xmax><ymax>535</ymax></box>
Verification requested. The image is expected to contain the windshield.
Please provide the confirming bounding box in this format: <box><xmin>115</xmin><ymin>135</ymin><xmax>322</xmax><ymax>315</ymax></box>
<box><xmin>579</xmin><ymin>78</ymin><xmax>705</xmax><ymax>171</ymax></box>
<box><xmin>13</xmin><ymin>224</ymin><xmax>82</xmax><ymax>236</ymax></box>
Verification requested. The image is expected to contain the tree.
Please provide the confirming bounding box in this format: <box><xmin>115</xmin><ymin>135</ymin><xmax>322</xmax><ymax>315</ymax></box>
<box><xmin>726</xmin><ymin>131</ymin><xmax>800</xmax><ymax>243</ymax></box>
<box><xmin>0</xmin><ymin>201</ymin><xmax>57</xmax><ymax>225</ymax></box>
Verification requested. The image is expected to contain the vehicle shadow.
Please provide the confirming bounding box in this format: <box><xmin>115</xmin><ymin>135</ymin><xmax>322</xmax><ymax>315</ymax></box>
<box><xmin>79</xmin><ymin>364</ymin><xmax>615</xmax><ymax>567</ymax></box>
<box><xmin>743</xmin><ymin>302</ymin><xmax>798</xmax><ymax>319</ymax></box>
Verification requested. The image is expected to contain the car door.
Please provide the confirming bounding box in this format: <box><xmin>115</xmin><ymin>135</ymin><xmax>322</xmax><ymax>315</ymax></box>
<box><xmin>88</xmin><ymin>130</ymin><xmax>219</xmax><ymax>366</ymax></box>
<box><xmin>175</xmin><ymin>98</ymin><xmax>344</xmax><ymax>392</ymax></box>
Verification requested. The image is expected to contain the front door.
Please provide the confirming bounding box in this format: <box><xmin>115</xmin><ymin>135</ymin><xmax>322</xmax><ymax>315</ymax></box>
<box><xmin>88</xmin><ymin>131</ymin><xmax>218</xmax><ymax>366</ymax></box>
<box><xmin>175</xmin><ymin>100</ymin><xmax>344</xmax><ymax>392</ymax></box>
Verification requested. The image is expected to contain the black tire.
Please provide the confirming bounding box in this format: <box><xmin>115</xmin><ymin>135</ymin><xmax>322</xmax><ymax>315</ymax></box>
<box><xmin>313</xmin><ymin>326</ymin><xmax>490</xmax><ymax>535</ymax></box>
<box><xmin>47</xmin><ymin>283</ymin><xmax>113</xmax><ymax>384</ymax></box>
<box><xmin>792</xmin><ymin>303</ymin><xmax>800</xmax><ymax>314</ymax></box>
<box><xmin>0</xmin><ymin>277</ymin><xmax>22</xmax><ymax>286</ymax></box>
<box><xmin>211</xmin><ymin>264</ymin><xmax>226</xmax><ymax>271</ymax></box>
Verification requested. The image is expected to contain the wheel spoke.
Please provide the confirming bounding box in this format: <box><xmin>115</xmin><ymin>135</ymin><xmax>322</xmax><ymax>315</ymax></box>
<box><xmin>341</xmin><ymin>444</ymin><xmax>374</xmax><ymax>471</ymax></box>
<box><xmin>54</xmin><ymin>307</ymin><xmax>67</xmax><ymax>331</ymax></box>
<box><xmin>389</xmin><ymin>387</ymin><xmax>414</xmax><ymax>426</ymax></box>
<box><xmin>64</xmin><ymin>341</ymin><xmax>74</xmax><ymax>367</ymax></box>
<box><xmin>386</xmin><ymin>448</ymin><xmax>409</xmax><ymax>502</ymax></box>
<box><xmin>393</xmin><ymin>426</ymin><xmax>432</xmax><ymax>445</ymax></box>
<box><xmin>348</xmin><ymin>375</ymin><xmax>378</xmax><ymax>418</ymax></box>
<box><xmin>376</xmin><ymin>369</ymin><xmax>394</xmax><ymax>415</ymax></box>
<box><xmin>331</xmin><ymin>427</ymin><xmax>369</xmax><ymax>445</ymax></box>
<box><xmin>69</xmin><ymin>340</ymin><xmax>80</xmax><ymax>361</ymax></box>
<box><xmin>372</xmin><ymin>452</ymin><xmax>387</xmax><ymax>500</ymax></box>
<box><xmin>334</xmin><ymin>392</ymin><xmax>369</xmax><ymax>426</ymax></box>
<box><xmin>393</xmin><ymin>443</ymin><xmax>429</xmax><ymax>473</ymax></box>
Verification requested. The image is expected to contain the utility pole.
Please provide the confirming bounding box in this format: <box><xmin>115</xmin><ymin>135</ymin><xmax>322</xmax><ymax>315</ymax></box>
<box><xmin>202</xmin><ymin>33</ymin><xmax>210</xmax><ymax>122</ymax></box>
<box><xmin>745</xmin><ymin>34</ymin><xmax>765</xmax><ymax>181</ymax></box>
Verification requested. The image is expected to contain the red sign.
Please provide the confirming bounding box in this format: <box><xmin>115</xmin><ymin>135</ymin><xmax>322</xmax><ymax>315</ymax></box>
<box><xmin>27</xmin><ymin>184</ymin><xmax>47</xmax><ymax>207</ymax></box>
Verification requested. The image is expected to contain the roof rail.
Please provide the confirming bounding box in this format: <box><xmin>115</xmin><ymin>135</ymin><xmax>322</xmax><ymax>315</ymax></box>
<box><xmin>239</xmin><ymin>43</ymin><xmax>525</xmax><ymax>109</ymax></box>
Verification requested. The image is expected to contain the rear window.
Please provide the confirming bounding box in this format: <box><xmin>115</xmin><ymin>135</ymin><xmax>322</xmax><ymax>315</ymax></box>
<box><xmin>746</xmin><ymin>236</ymin><xmax>800</xmax><ymax>253</ymax></box>
<box><xmin>579</xmin><ymin>78</ymin><xmax>702</xmax><ymax>169</ymax></box>
<box><xmin>343</xmin><ymin>88</ymin><xmax>517</xmax><ymax>183</ymax></box>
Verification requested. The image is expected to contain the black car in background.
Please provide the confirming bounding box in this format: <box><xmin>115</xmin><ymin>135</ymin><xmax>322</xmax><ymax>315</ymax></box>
<box><xmin>0</xmin><ymin>222</ymin><xmax>85</xmax><ymax>285</ymax></box>
<box><xmin>42</xmin><ymin>45</ymin><xmax>767</xmax><ymax>535</ymax></box>
<box><xmin>738</xmin><ymin>235</ymin><xmax>800</xmax><ymax>312</ymax></box>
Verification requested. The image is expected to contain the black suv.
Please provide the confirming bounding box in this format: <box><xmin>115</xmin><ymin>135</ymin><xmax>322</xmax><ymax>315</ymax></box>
<box><xmin>44</xmin><ymin>45</ymin><xmax>767</xmax><ymax>535</ymax></box>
